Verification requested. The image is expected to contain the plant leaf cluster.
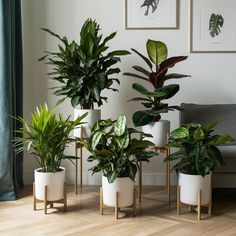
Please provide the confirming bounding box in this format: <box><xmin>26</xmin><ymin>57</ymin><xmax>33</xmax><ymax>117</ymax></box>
<box><xmin>83</xmin><ymin>114</ymin><xmax>158</xmax><ymax>183</ymax></box>
<box><xmin>39</xmin><ymin>19</ymin><xmax>130</xmax><ymax>109</ymax></box>
<box><xmin>124</xmin><ymin>39</ymin><xmax>189</xmax><ymax>127</ymax></box>
<box><xmin>164</xmin><ymin>121</ymin><xmax>234</xmax><ymax>176</ymax></box>
<box><xmin>13</xmin><ymin>104</ymin><xmax>87</xmax><ymax>172</ymax></box>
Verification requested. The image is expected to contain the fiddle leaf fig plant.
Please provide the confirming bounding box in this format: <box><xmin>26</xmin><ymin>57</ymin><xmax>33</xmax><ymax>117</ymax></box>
<box><xmin>83</xmin><ymin>114</ymin><xmax>157</xmax><ymax>183</ymax></box>
<box><xmin>124</xmin><ymin>39</ymin><xmax>189</xmax><ymax>127</ymax></box>
<box><xmin>39</xmin><ymin>18</ymin><xmax>130</xmax><ymax>109</ymax></box>
<box><xmin>164</xmin><ymin>121</ymin><xmax>234</xmax><ymax>176</ymax></box>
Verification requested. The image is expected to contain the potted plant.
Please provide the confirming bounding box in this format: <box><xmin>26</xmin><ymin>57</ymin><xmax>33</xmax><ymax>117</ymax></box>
<box><xmin>124</xmin><ymin>39</ymin><xmax>189</xmax><ymax>147</ymax></box>
<box><xmin>13</xmin><ymin>104</ymin><xmax>87</xmax><ymax>203</ymax></box>
<box><xmin>39</xmin><ymin>18</ymin><xmax>130</xmax><ymax>138</ymax></box>
<box><xmin>164</xmin><ymin>121</ymin><xmax>234</xmax><ymax>207</ymax></box>
<box><xmin>83</xmin><ymin>114</ymin><xmax>157</xmax><ymax>209</ymax></box>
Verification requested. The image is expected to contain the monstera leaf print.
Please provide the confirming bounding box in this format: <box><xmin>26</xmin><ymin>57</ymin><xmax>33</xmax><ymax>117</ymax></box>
<box><xmin>141</xmin><ymin>0</ymin><xmax>160</xmax><ymax>16</ymax></box>
<box><xmin>209</xmin><ymin>13</ymin><xmax>224</xmax><ymax>38</ymax></box>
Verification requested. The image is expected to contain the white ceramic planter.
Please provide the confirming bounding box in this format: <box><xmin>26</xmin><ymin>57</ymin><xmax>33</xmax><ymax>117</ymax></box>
<box><xmin>34</xmin><ymin>167</ymin><xmax>65</xmax><ymax>201</ymax></box>
<box><xmin>74</xmin><ymin>108</ymin><xmax>101</xmax><ymax>138</ymax></box>
<box><xmin>142</xmin><ymin>120</ymin><xmax>170</xmax><ymax>147</ymax></box>
<box><xmin>178</xmin><ymin>172</ymin><xmax>212</xmax><ymax>206</ymax></box>
<box><xmin>102</xmin><ymin>176</ymin><xmax>134</xmax><ymax>208</ymax></box>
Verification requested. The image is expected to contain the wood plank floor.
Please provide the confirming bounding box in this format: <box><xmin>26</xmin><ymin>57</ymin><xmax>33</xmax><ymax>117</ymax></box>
<box><xmin>0</xmin><ymin>186</ymin><xmax>236</xmax><ymax>236</ymax></box>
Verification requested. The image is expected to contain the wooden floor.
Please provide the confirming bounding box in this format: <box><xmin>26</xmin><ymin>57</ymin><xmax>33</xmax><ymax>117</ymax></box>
<box><xmin>0</xmin><ymin>186</ymin><xmax>236</xmax><ymax>236</ymax></box>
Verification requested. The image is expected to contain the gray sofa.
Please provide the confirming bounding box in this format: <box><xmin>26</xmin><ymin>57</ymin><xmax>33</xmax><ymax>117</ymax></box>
<box><xmin>180</xmin><ymin>103</ymin><xmax>236</xmax><ymax>188</ymax></box>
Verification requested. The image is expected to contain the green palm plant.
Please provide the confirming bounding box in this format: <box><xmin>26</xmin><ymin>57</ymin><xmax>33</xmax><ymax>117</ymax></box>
<box><xmin>83</xmin><ymin>114</ymin><xmax>157</xmax><ymax>183</ymax></box>
<box><xmin>13</xmin><ymin>104</ymin><xmax>87</xmax><ymax>172</ymax></box>
<box><xmin>124</xmin><ymin>39</ymin><xmax>189</xmax><ymax>127</ymax></box>
<box><xmin>39</xmin><ymin>18</ymin><xmax>130</xmax><ymax>109</ymax></box>
<box><xmin>164</xmin><ymin>121</ymin><xmax>234</xmax><ymax>176</ymax></box>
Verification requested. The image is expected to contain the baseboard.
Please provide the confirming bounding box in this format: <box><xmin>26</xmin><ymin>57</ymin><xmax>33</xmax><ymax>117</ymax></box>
<box><xmin>23</xmin><ymin>171</ymin><xmax>178</xmax><ymax>186</ymax></box>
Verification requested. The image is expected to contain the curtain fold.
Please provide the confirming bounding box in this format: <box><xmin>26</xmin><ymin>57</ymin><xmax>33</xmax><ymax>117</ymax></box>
<box><xmin>0</xmin><ymin>0</ymin><xmax>23</xmax><ymax>200</ymax></box>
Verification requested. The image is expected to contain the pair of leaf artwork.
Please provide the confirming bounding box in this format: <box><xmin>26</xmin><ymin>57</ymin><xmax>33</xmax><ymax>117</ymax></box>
<box><xmin>141</xmin><ymin>1</ymin><xmax>224</xmax><ymax>39</ymax></box>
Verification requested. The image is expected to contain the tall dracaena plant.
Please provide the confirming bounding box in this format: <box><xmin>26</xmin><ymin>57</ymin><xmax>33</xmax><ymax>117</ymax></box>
<box><xmin>124</xmin><ymin>39</ymin><xmax>189</xmax><ymax>127</ymax></box>
<box><xmin>39</xmin><ymin>18</ymin><xmax>130</xmax><ymax>109</ymax></box>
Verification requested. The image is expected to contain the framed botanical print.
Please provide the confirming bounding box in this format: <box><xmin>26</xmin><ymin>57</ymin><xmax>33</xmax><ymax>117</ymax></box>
<box><xmin>125</xmin><ymin>0</ymin><xmax>179</xmax><ymax>29</ymax></box>
<box><xmin>190</xmin><ymin>0</ymin><xmax>236</xmax><ymax>53</ymax></box>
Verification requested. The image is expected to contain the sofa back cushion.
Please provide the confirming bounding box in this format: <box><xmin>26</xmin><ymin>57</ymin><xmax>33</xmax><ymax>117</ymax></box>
<box><xmin>180</xmin><ymin>103</ymin><xmax>236</xmax><ymax>145</ymax></box>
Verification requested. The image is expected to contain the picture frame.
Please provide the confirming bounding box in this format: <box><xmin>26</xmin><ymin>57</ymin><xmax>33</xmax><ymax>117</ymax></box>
<box><xmin>125</xmin><ymin>0</ymin><xmax>179</xmax><ymax>30</ymax></box>
<box><xmin>190</xmin><ymin>0</ymin><xmax>236</xmax><ymax>53</ymax></box>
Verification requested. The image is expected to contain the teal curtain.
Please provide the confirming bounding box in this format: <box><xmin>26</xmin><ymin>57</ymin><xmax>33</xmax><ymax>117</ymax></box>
<box><xmin>0</xmin><ymin>0</ymin><xmax>23</xmax><ymax>200</ymax></box>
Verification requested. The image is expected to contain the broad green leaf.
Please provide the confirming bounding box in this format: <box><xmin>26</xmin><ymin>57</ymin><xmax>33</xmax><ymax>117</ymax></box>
<box><xmin>107</xmin><ymin>171</ymin><xmax>119</xmax><ymax>183</ymax></box>
<box><xmin>211</xmin><ymin>135</ymin><xmax>234</xmax><ymax>145</ymax></box>
<box><xmin>132</xmin><ymin>111</ymin><xmax>155</xmax><ymax>127</ymax></box>
<box><xmin>156</xmin><ymin>84</ymin><xmax>179</xmax><ymax>99</ymax></box>
<box><xmin>132</xmin><ymin>83</ymin><xmax>166</xmax><ymax>97</ymax></box>
<box><xmin>114</xmin><ymin>114</ymin><xmax>126</xmax><ymax>136</ymax></box>
<box><xmin>91</xmin><ymin>131</ymin><xmax>103</xmax><ymax>149</ymax></box>
<box><xmin>193</xmin><ymin>127</ymin><xmax>205</xmax><ymax>141</ymax></box>
<box><xmin>146</xmin><ymin>39</ymin><xmax>167</xmax><ymax>65</ymax></box>
<box><xmin>170</xmin><ymin>127</ymin><xmax>189</xmax><ymax>139</ymax></box>
<box><xmin>203</xmin><ymin>120</ymin><xmax>218</xmax><ymax>132</ymax></box>
<box><xmin>113</xmin><ymin>133</ymin><xmax>129</xmax><ymax>149</ymax></box>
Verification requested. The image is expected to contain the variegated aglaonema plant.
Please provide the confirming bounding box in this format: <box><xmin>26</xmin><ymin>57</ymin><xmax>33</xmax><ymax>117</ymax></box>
<box><xmin>124</xmin><ymin>39</ymin><xmax>190</xmax><ymax>127</ymax></box>
<box><xmin>164</xmin><ymin>121</ymin><xmax>234</xmax><ymax>176</ymax></box>
<box><xmin>83</xmin><ymin>114</ymin><xmax>157</xmax><ymax>183</ymax></box>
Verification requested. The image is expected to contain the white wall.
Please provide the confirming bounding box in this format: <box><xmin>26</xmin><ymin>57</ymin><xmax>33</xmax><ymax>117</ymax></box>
<box><xmin>21</xmin><ymin>0</ymin><xmax>236</xmax><ymax>185</ymax></box>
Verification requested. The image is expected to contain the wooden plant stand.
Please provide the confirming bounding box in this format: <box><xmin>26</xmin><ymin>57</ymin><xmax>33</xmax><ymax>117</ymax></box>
<box><xmin>99</xmin><ymin>187</ymin><xmax>137</xmax><ymax>219</ymax></box>
<box><xmin>177</xmin><ymin>185</ymin><xmax>212</xmax><ymax>220</ymax></box>
<box><xmin>33</xmin><ymin>182</ymin><xmax>67</xmax><ymax>214</ymax></box>
<box><xmin>138</xmin><ymin>146</ymin><xmax>171</xmax><ymax>203</ymax></box>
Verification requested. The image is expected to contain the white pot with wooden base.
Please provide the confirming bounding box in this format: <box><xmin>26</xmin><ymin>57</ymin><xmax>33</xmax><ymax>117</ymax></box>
<box><xmin>100</xmin><ymin>176</ymin><xmax>137</xmax><ymax>219</ymax></box>
<box><xmin>74</xmin><ymin>108</ymin><xmax>101</xmax><ymax>138</ymax></box>
<box><xmin>142</xmin><ymin>120</ymin><xmax>170</xmax><ymax>147</ymax></box>
<box><xmin>33</xmin><ymin>167</ymin><xmax>67</xmax><ymax>214</ymax></box>
<box><xmin>177</xmin><ymin>172</ymin><xmax>212</xmax><ymax>220</ymax></box>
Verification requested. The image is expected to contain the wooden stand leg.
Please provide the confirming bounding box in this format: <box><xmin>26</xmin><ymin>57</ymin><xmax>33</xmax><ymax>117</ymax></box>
<box><xmin>75</xmin><ymin>139</ymin><xmax>78</xmax><ymax>194</ymax></box>
<box><xmin>177</xmin><ymin>185</ymin><xmax>180</xmax><ymax>215</ymax></box>
<box><xmin>198</xmin><ymin>190</ymin><xmax>202</xmax><ymax>221</ymax></box>
<box><xmin>80</xmin><ymin>126</ymin><xmax>83</xmax><ymax>189</ymax></box>
<box><xmin>64</xmin><ymin>182</ymin><xmax>67</xmax><ymax>212</ymax></box>
<box><xmin>133</xmin><ymin>187</ymin><xmax>136</xmax><ymax>216</ymax></box>
<box><xmin>115</xmin><ymin>192</ymin><xmax>119</xmax><ymax>220</ymax></box>
<box><xmin>166</xmin><ymin>148</ymin><xmax>171</xmax><ymax>203</ymax></box>
<box><xmin>100</xmin><ymin>187</ymin><xmax>103</xmax><ymax>215</ymax></box>
<box><xmin>139</xmin><ymin>161</ymin><xmax>142</xmax><ymax>202</ymax></box>
<box><xmin>50</xmin><ymin>202</ymin><xmax>53</xmax><ymax>208</ymax></box>
<box><xmin>33</xmin><ymin>182</ymin><xmax>36</xmax><ymax>211</ymax></box>
<box><xmin>208</xmin><ymin>187</ymin><xmax>212</xmax><ymax>216</ymax></box>
<box><xmin>44</xmin><ymin>185</ymin><xmax>47</xmax><ymax>215</ymax></box>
